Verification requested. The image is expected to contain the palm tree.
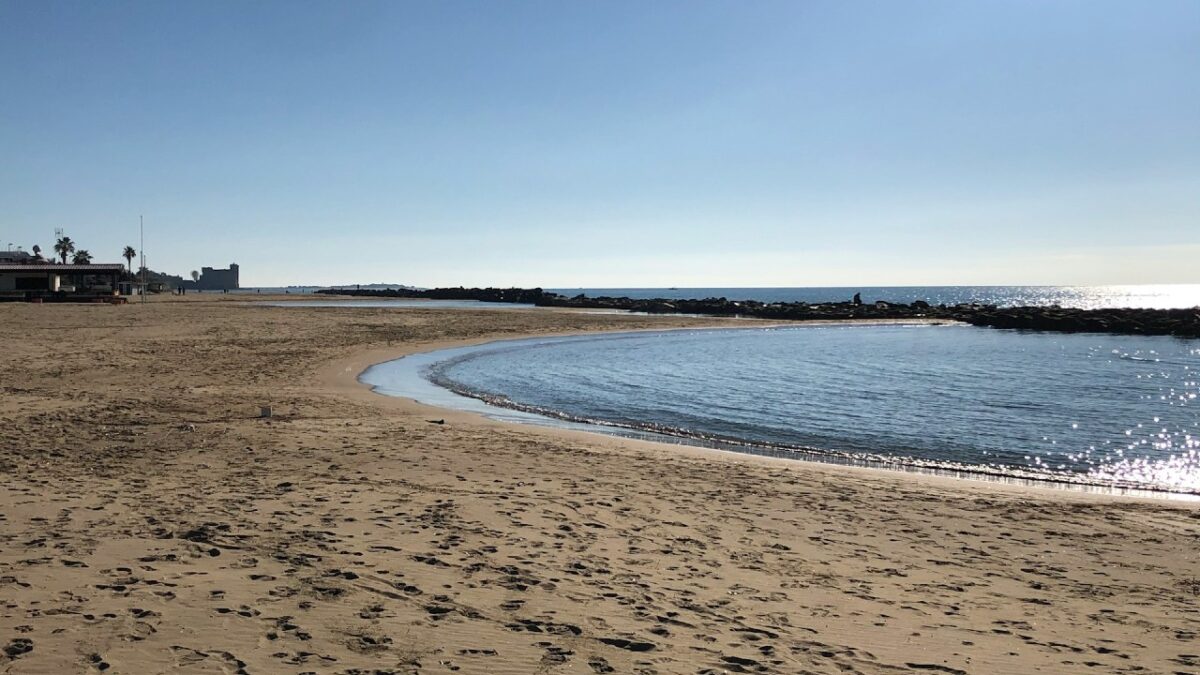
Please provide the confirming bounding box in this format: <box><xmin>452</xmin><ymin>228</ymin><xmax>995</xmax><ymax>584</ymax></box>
<box><xmin>191</xmin><ymin>270</ymin><xmax>200</xmax><ymax>283</ymax></box>
<box><xmin>122</xmin><ymin>246</ymin><xmax>137</xmax><ymax>274</ymax></box>
<box><xmin>72</xmin><ymin>249</ymin><xmax>93</xmax><ymax>265</ymax></box>
<box><xmin>54</xmin><ymin>236</ymin><xmax>74</xmax><ymax>264</ymax></box>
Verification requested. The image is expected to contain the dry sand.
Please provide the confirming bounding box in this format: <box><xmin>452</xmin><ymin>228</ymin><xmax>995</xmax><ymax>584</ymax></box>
<box><xmin>1</xmin><ymin>297</ymin><xmax>1198</xmax><ymax>675</ymax></box>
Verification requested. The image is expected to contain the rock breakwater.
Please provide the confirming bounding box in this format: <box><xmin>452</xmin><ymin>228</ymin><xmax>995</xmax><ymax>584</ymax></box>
<box><xmin>315</xmin><ymin>288</ymin><xmax>1200</xmax><ymax>338</ymax></box>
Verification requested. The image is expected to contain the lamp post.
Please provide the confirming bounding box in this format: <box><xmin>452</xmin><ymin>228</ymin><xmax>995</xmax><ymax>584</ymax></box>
<box><xmin>140</xmin><ymin>215</ymin><xmax>146</xmax><ymax>303</ymax></box>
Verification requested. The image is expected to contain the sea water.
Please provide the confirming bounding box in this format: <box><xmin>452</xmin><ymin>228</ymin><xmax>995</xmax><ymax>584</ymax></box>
<box><xmin>261</xmin><ymin>284</ymin><xmax>1200</xmax><ymax>310</ymax></box>
<box><xmin>366</xmin><ymin>324</ymin><xmax>1200</xmax><ymax>495</ymax></box>
<box><xmin>549</xmin><ymin>285</ymin><xmax>1200</xmax><ymax>310</ymax></box>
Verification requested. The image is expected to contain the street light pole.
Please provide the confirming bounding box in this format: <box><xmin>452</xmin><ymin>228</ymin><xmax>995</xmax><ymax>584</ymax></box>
<box><xmin>140</xmin><ymin>215</ymin><xmax>145</xmax><ymax>304</ymax></box>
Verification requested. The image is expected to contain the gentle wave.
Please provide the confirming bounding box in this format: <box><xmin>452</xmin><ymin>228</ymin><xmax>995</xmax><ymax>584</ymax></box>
<box><xmin>420</xmin><ymin>326</ymin><xmax>1200</xmax><ymax>496</ymax></box>
<box><xmin>427</xmin><ymin>368</ymin><xmax>1198</xmax><ymax>495</ymax></box>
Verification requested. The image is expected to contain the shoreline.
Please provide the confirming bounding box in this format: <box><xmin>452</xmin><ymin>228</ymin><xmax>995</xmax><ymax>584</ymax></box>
<box><xmin>4</xmin><ymin>297</ymin><xmax>1199</xmax><ymax>674</ymax></box>
<box><xmin>345</xmin><ymin>325</ymin><xmax>1199</xmax><ymax>504</ymax></box>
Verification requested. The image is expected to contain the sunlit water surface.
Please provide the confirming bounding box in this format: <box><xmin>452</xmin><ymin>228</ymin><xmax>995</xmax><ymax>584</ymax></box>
<box><xmin>373</xmin><ymin>325</ymin><xmax>1200</xmax><ymax>494</ymax></box>
<box><xmin>552</xmin><ymin>285</ymin><xmax>1200</xmax><ymax>309</ymax></box>
<box><xmin>260</xmin><ymin>285</ymin><xmax>1200</xmax><ymax>310</ymax></box>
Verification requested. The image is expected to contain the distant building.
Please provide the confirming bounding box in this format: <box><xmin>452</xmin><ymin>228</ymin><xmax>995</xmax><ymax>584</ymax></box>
<box><xmin>0</xmin><ymin>250</ymin><xmax>33</xmax><ymax>264</ymax></box>
<box><xmin>191</xmin><ymin>264</ymin><xmax>240</xmax><ymax>290</ymax></box>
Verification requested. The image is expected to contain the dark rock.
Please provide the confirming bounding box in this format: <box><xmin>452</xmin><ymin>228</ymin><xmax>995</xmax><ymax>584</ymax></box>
<box><xmin>321</xmin><ymin>287</ymin><xmax>1200</xmax><ymax>339</ymax></box>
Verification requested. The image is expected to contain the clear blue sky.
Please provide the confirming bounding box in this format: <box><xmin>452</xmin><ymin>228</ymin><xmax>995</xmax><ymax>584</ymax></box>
<box><xmin>2</xmin><ymin>1</ymin><xmax>1197</xmax><ymax>287</ymax></box>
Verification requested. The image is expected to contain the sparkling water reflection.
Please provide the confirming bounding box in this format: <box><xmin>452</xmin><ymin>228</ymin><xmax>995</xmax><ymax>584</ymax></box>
<box><xmin>424</xmin><ymin>326</ymin><xmax>1200</xmax><ymax>493</ymax></box>
<box><xmin>552</xmin><ymin>285</ymin><xmax>1200</xmax><ymax>310</ymax></box>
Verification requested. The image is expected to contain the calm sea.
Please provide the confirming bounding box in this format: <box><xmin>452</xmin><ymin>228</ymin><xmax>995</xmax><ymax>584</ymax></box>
<box><xmin>549</xmin><ymin>285</ymin><xmax>1200</xmax><ymax>309</ymax></box>
<box><xmin>255</xmin><ymin>284</ymin><xmax>1200</xmax><ymax>309</ymax></box>
<box><xmin>364</xmin><ymin>324</ymin><xmax>1200</xmax><ymax>495</ymax></box>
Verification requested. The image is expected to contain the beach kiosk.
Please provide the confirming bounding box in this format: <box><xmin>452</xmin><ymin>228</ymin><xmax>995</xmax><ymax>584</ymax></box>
<box><xmin>0</xmin><ymin>262</ymin><xmax>126</xmax><ymax>300</ymax></box>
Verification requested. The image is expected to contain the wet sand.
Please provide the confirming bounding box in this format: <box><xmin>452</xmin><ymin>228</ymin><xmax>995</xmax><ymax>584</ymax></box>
<box><xmin>1</xmin><ymin>296</ymin><xmax>1198</xmax><ymax>674</ymax></box>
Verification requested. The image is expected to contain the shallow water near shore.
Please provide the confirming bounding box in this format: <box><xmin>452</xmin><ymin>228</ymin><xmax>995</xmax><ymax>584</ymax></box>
<box><xmin>261</xmin><ymin>299</ymin><xmax>538</xmax><ymax>310</ymax></box>
<box><xmin>362</xmin><ymin>325</ymin><xmax>1200</xmax><ymax>497</ymax></box>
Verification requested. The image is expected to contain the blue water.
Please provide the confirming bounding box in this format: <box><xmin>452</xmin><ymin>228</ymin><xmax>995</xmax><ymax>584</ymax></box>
<box><xmin>262</xmin><ymin>299</ymin><xmax>537</xmax><ymax>310</ymax></box>
<box><xmin>255</xmin><ymin>284</ymin><xmax>1200</xmax><ymax>309</ymax></box>
<box><xmin>550</xmin><ymin>285</ymin><xmax>1200</xmax><ymax>310</ymax></box>
<box><xmin>235</xmin><ymin>287</ymin><xmax>325</xmax><ymax>294</ymax></box>
<box><xmin>238</xmin><ymin>286</ymin><xmax>412</xmax><ymax>295</ymax></box>
<box><xmin>381</xmin><ymin>325</ymin><xmax>1200</xmax><ymax>494</ymax></box>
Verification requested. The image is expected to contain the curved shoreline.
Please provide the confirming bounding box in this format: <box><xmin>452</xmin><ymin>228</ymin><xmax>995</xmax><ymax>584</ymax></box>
<box><xmin>352</xmin><ymin>324</ymin><xmax>1200</xmax><ymax>502</ymax></box>
<box><xmin>9</xmin><ymin>297</ymin><xmax>1200</xmax><ymax>673</ymax></box>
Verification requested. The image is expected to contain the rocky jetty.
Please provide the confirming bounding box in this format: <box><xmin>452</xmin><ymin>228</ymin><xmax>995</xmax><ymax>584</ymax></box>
<box><xmin>315</xmin><ymin>286</ymin><xmax>550</xmax><ymax>304</ymax></box>
<box><xmin>315</xmin><ymin>288</ymin><xmax>1200</xmax><ymax>339</ymax></box>
<box><xmin>952</xmin><ymin>305</ymin><xmax>1200</xmax><ymax>338</ymax></box>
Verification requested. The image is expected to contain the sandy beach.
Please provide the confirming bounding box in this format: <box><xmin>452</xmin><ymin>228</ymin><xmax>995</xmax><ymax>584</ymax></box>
<box><xmin>2</xmin><ymin>297</ymin><xmax>1198</xmax><ymax>675</ymax></box>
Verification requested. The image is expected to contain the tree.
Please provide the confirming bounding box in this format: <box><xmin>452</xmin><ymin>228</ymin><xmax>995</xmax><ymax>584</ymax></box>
<box><xmin>191</xmin><ymin>270</ymin><xmax>200</xmax><ymax>283</ymax></box>
<box><xmin>122</xmin><ymin>246</ymin><xmax>137</xmax><ymax>274</ymax></box>
<box><xmin>72</xmin><ymin>250</ymin><xmax>93</xmax><ymax>265</ymax></box>
<box><xmin>31</xmin><ymin>244</ymin><xmax>42</xmax><ymax>260</ymax></box>
<box><xmin>54</xmin><ymin>236</ymin><xmax>74</xmax><ymax>264</ymax></box>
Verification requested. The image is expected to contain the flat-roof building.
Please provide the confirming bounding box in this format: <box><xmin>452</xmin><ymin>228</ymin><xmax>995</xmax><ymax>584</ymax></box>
<box><xmin>0</xmin><ymin>263</ymin><xmax>126</xmax><ymax>295</ymax></box>
<box><xmin>0</xmin><ymin>250</ymin><xmax>34</xmax><ymax>264</ymax></box>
